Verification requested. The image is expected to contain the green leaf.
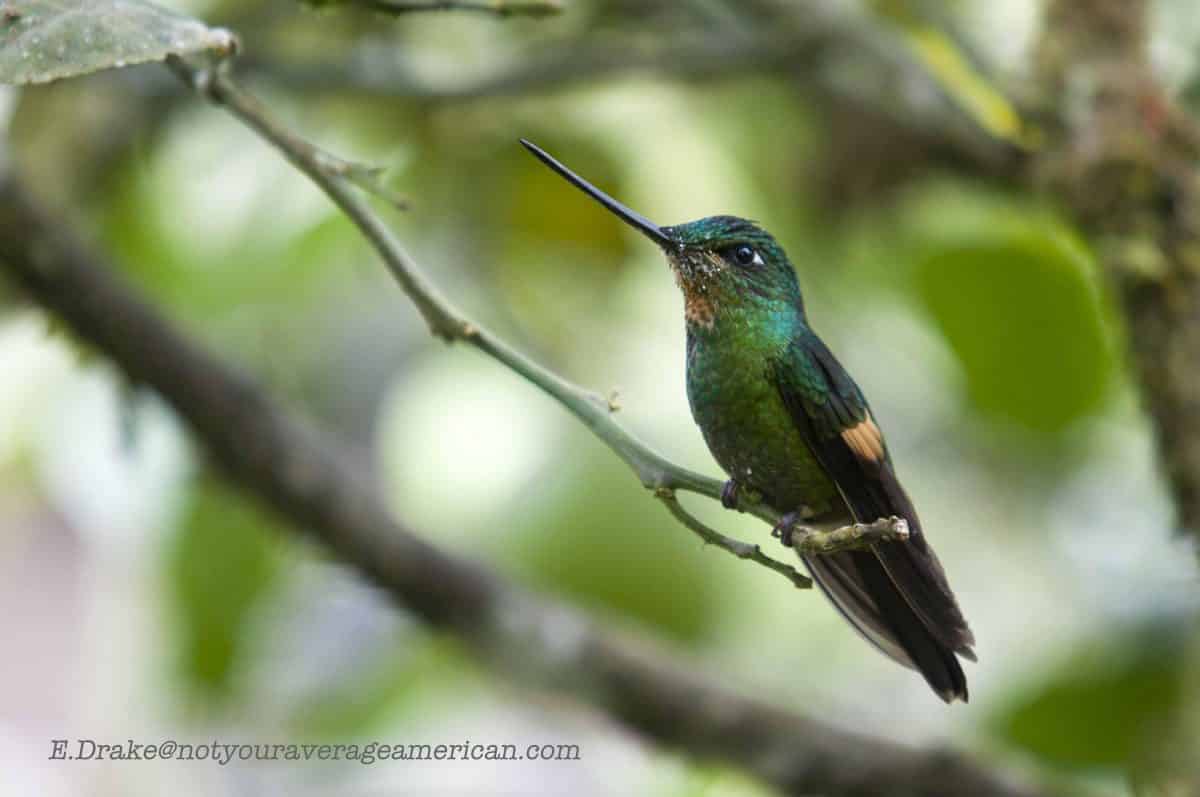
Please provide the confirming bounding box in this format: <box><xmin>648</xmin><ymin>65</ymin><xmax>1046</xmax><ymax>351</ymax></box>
<box><xmin>0</xmin><ymin>0</ymin><xmax>236</xmax><ymax>86</ymax></box>
<box><xmin>991</xmin><ymin>627</ymin><xmax>1188</xmax><ymax>771</ymax></box>
<box><xmin>914</xmin><ymin>228</ymin><xmax>1114</xmax><ymax>435</ymax></box>
<box><xmin>100</xmin><ymin>164</ymin><xmax>358</xmax><ymax>323</ymax></box>
<box><xmin>167</xmin><ymin>481</ymin><xmax>285</xmax><ymax>700</ymax></box>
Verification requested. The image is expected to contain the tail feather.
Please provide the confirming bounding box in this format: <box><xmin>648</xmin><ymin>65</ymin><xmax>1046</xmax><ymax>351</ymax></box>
<box><xmin>874</xmin><ymin>537</ymin><xmax>977</xmax><ymax>659</ymax></box>
<box><xmin>803</xmin><ymin>551</ymin><xmax>912</xmax><ymax>666</ymax></box>
<box><xmin>804</xmin><ymin>549</ymin><xmax>970</xmax><ymax>703</ymax></box>
<box><xmin>871</xmin><ymin>473</ymin><xmax>976</xmax><ymax>658</ymax></box>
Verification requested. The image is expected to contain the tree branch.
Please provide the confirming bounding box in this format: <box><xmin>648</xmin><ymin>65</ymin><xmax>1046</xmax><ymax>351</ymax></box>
<box><xmin>656</xmin><ymin>493</ymin><xmax>911</xmax><ymax>589</ymax></box>
<box><xmin>787</xmin><ymin>515</ymin><xmax>911</xmax><ymax>556</ymax></box>
<box><xmin>1033</xmin><ymin>0</ymin><xmax>1200</xmax><ymax>545</ymax></box>
<box><xmin>0</xmin><ymin>165</ymin><xmax>1042</xmax><ymax>797</ymax></box>
<box><xmin>341</xmin><ymin>0</ymin><xmax>562</xmax><ymax>15</ymax></box>
<box><xmin>246</xmin><ymin>9</ymin><xmax>1025</xmax><ymax>179</ymax></box>
<box><xmin>248</xmin><ymin>34</ymin><xmax>800</xmax><ymax>100</ymax></box>
<box><xmin>656</xmin><ymin>490</ymin><xmax>813</xmax><ymax>589</ymax></box>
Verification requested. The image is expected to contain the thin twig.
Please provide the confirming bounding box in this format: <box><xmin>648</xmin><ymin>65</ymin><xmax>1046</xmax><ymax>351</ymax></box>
<box><xmin>785</xmin><ymin>515</ymin><xmax>910</xmax><ymax>554</ymax></box>
<box><xmin>659</xmin><ymin>496</ymin><xmax>907</xmax><ymax>580</ymax></box>
<box><xmin>657</xmin><ymin>489</ymin><xmax>813</xmax><ymax>589</ymax></box>
<box><xmin>170</xmin><ymin>60</ymin><xmax>407</xmax><ymax>210</ymax></box>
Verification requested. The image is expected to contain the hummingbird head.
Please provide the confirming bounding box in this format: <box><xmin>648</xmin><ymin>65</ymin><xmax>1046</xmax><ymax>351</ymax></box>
<box><xmin>658</xmin><ymin>215</ymin><xmax>802</xmax><ymax>329</ymax></box>
<box><xmin>521</xmin><ymin>139</ymin><xmax>803</xmax><ymax>331</ymax></box>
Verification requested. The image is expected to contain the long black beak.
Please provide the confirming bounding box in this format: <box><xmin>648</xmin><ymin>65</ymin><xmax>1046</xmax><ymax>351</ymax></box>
<box><xmin>521</xmin><ymin>139</ymin><xmax>676</xmax><ymax>250</ymax></box>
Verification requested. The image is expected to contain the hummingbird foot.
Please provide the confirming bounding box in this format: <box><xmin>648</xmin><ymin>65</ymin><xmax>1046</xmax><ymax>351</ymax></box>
<box><xmin>771</xmin><ymin>511</ymin><xmax>801</xmax><ymax>548</ymax></box>
<box><xmin>720</xmin><ymin>479</ymin><xmax>741</xmax><ymax>510</ymax></box>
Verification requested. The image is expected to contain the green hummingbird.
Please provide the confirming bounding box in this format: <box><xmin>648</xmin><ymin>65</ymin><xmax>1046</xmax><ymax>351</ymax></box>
<box><xmin>522</xmin><ymin>139</ymin><xmax>976</xmax><ymax>702</ymax></box>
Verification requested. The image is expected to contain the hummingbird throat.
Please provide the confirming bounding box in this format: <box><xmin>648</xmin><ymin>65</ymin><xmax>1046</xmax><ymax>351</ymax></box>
<box><xmin>667</xmin><ymin>249</ymin><xmax>725</xmax><ymax>330</ymax></box>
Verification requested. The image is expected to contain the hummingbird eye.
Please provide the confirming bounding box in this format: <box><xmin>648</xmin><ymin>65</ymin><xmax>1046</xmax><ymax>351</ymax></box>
<box><xmin>730</xmin><ymin>245</ymin><xmax>761</xmax><ymax>267</ymax></box>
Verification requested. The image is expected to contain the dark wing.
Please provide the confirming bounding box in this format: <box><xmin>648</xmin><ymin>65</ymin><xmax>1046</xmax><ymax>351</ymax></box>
<box><xmin>770</xmin><ymin>333</ymin><xmax>975</xmax><ymax>702</ymax></box>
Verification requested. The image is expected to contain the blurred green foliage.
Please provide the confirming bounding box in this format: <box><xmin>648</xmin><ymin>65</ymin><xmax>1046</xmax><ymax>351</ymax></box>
<box><xmin>294</xmin><ymin>637</ymin><xmax>473</xmax><ymax>737</ymax></box>
<box><xmin>506</xmin><ymin>136</ymin><xmax>631</xmax><ymax>257</ymax></box>
<box><xmin>510</xmin><ymin>447</ymin><xmax>725</xmax><ymax>643</ymax></box>
<box><xmin>495</xmin><ymin>134</ymin><xmax>636</xmax><ymax>343</ymax></box>
<box><xmin>832</xmin><ymin>185</ymin><xmax>1119</xmax><ymax>442</ymax></box>
<box><xmin>102</xmin><ymin>167</ymin><xmax>357</xmax><ymax>323</ymax></box>
<box><xmin>167</xmin><ymin>481</ymin><xmax>285</xmax><ymax>700</ymax></box>
<box><xmin>915</xmin><ymin>229</ymin><xmax>1113</xmax><ymax>435</ymax></box>
<box><xmin>992</xmin><ymin>625</ymin><xmax>1189</xmax><ymax>773</ymax></box>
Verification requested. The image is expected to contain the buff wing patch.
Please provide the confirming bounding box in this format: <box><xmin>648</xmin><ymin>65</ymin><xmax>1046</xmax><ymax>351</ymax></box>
<box><xmin>841</xmin><ymin>416</ymin><xmax>885</xmax><ymax>464</ymax></box>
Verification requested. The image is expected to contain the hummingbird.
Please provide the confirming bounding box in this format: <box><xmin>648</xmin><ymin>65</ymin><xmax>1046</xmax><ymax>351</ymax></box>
<box><xmin>521</xmin><ymin>139</ymin><xmax>976</xmax><ymax>702</ymax></box>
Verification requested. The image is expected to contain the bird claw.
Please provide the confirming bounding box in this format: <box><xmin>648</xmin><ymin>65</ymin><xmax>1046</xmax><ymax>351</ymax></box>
<box><xmin>772</xmin><ymin>511</ymin><xmax>800</xmax><ymax>548</ymax></box>
<box><xmin>720</xmin><ymin>479</ymin><xmax>740</xmax><ymax>510</ymax></box>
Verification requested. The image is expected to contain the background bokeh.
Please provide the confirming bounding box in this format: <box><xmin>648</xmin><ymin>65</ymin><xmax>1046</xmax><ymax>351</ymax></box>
<box><xmin>2</xmin><ymin>0</ymin><xmax>1199</xmax><ymax>794</ymax></box>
